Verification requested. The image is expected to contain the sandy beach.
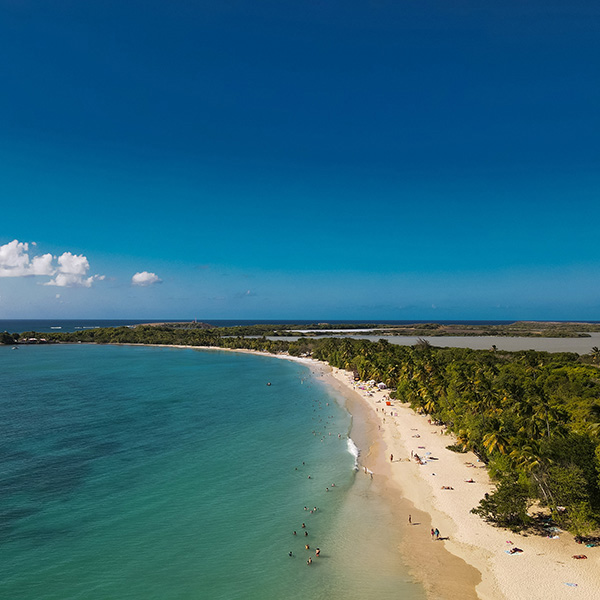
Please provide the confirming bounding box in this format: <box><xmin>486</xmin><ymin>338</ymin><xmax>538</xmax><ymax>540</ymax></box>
<box><xmin>323</xmin><ymin>364</ymin><xmax>600</xmax><ymax>600</ymax></box>
<box><xmin>132</xmin><ymin>344</ymin><xmax>599</xmax><ymax>599</ymax></box>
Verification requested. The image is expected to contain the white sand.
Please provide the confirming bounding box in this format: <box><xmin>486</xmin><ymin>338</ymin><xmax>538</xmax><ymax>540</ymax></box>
<box><xmin>326</xmin><ymin>365</ymin><xmax>599</xmax><ymax>600</ymax></box>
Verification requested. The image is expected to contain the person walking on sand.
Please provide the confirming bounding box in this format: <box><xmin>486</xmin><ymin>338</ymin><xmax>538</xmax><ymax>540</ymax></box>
<box><xmin>435</xmin><ymin>528</ymin><xmax>440</xmax><ymax>540</ymax></box>
<box><xmin>408</xmin><ymin>514</ymin><xmax>412</xmax><ymax>524</ymax></box>
<box><xmin>390</xmin><ymin>454</ymin><xmax>393</xmax><ymax>462</ymax></box>
<box><xmin>431</xmin><ymin>528</ymin><xmax>435</xmax><ymax>540</ymax></box>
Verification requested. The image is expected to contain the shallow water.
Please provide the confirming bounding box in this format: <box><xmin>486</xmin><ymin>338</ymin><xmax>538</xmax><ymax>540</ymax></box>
<box><xmin>0</xmin><ymin>345</ymin><xmax>425</xmax><ymax>600</ymax></box>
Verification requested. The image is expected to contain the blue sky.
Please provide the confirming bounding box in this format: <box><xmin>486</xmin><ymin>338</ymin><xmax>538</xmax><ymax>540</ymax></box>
<box><xmin>1</xmin><ymin>0</ymin><xmax>599</xmax><ymax>320</ymax></box>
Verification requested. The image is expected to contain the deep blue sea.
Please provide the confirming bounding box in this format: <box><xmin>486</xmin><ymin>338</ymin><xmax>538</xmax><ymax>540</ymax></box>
<box><xmin>0</xmin><ymin>344</ymin><xmax>425</xmax><ymax>600</ymax></box>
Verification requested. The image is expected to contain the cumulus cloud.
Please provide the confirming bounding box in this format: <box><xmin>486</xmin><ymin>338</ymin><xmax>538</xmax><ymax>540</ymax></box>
<box><xmin>0</xmin><ymin>239</ymin><xmax>104</xmax><ymax>287</ymax></box>
<box><xmin>44</xmin><ymin>251</ymin><xmax>105</xmax><ymax>287</ymax></box>
<box><xmin>131</xmin><ymin>271</ymin><xmax>162</xmax><ymax>287</ymax></box>
<box><xmin>0</xmin><ymin>240</ymin><xmax>53</xmax><ymax>277</ymax></box>
<box><xmin>30</xmin><ymin>253</ymin><xmax>55</xmax><ymax>275</ymax></box>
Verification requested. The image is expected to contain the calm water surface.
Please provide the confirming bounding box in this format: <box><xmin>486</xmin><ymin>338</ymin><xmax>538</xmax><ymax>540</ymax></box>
<box><xmin>0</xmin><ymin>344</ymin><xmax>424</xmax><ymax>600</ymax></box>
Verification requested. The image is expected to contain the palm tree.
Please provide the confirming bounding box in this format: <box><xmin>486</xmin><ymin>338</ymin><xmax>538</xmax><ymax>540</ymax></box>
<box><xmin>483</xmin><ymin>428</ymin><xmax>510</xmax><ymax>455</ymax></box>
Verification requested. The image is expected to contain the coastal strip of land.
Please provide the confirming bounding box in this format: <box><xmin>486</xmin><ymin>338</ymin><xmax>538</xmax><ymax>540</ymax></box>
<box><xmin>324</xmin><ymin>365</ymin><xmax>599</xmax><ymax>600</ymax></box>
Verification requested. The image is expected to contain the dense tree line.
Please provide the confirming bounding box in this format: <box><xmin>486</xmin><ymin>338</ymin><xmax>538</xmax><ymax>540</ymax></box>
<box><xmin>6</xmin><ymin>326</ymin><xmax>600</xmax><ymax>534</ymax></box>
<box><xmin>311</xmin><ymin>337</ymin><xmax>600</xmax><ymax>534</ymax></box>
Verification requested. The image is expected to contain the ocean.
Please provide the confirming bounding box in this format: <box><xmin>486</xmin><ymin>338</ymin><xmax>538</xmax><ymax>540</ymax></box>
<box><xmin>0</xmin><ymin>344</ymin><xmax>424</xmax><ymax>600</ymax></box>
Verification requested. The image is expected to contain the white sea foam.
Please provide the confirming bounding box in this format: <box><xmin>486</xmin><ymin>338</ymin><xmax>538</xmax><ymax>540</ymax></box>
<box><xmin>347</xmin><ymin>437</ymin><xmax>360</xmax><ymax>470</ymax></box>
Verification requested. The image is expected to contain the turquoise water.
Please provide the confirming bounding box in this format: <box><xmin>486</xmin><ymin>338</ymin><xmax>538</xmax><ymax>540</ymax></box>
<box><xmin>1</xmin><ymin>345</ymin><xmax>424</xmax><ymax>599</ymax></box>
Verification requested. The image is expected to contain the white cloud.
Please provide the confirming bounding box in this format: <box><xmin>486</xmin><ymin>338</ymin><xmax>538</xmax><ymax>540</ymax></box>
<box><xmin>0</xmin><ymin>239</ymin><xmax>104</xmax><ymax>287</ymax></box>
<box><xmin>45</xmin><ymin>273</ymin><xmax>103</xmax><ymax>288</ymax></box>
<box><xmin>30</xmin><ymin>253</ymin><xmax>54</xmax><ymax>275</ymax></box>
<box><xmin>57</xmin><ymin>252</ymin><xmax>89</xmax><ymax>275</ymax></box>
<box><xmin>45</xmin><ymin>251</ymin><xmax>105</xmax><ymax>287</ymax></box>
<box><xmin>131</xmin><ymin>271</ymin><xmax>162</xmax><ymax>287</ymax></box>
<box><xmin>0</xmin><ymin>240</ymin><xmax>46</xmax><ymax>276</ymax></box>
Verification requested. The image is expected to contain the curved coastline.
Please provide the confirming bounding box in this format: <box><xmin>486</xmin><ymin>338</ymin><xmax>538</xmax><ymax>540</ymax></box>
<box><xmin>139</xmin><ymin>343</ymin><xmax>599</xmax><ymax>600</ymax></box>
<box><xmin>131</xmin><ymin>344</ymin><xmax>485</xmax><ymax>598</ymax></box>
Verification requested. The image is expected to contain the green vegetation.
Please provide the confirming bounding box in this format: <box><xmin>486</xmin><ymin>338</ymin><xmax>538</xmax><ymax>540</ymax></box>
<box><xmin>181</xmin><ymin>320</ymin><xmax>600</xmax><ymax>338</ymax></box>
<box><xmin>1</xmin><ymin>331</ymin><xmax>19</xmax><ymax>345</ymax></box>
<box><xmin>5</xmin><ymin>324</ymin><xmax>600</xmax><ymax>536</ymax></box>
<box><xmin>45</xmin><ymin>320</ymin><xmax>600</xmax><ymax>338</ymax></box>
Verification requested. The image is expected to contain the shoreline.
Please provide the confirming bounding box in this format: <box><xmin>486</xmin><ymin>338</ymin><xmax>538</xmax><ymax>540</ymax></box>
<box><xmin>325</xmin><ymin>366</ymin><xmax>599</xmax><ymax>600</ymax></box>
<box><xmin>322</xmin><ymin>364</ymin><xmax>482</xmax><ymax>600</ymax></box>
<box><xmin>120</xmin><ymin>344</ymin><xmax>599</xmax><ymax>598</ymax></box>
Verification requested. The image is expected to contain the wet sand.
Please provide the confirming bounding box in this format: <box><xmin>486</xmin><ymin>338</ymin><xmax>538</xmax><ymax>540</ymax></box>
<box><xmin>324</xmin><ymin>370</ymin><xmax>482</xmax><ymax>600</ymax></box>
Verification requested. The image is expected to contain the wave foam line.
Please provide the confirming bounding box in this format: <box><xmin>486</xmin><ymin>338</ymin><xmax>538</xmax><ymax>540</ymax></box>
<box><xmin>346</xmin><ymin>437</ymin><xmax>360</xmax><ymax>470</ymax></box>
